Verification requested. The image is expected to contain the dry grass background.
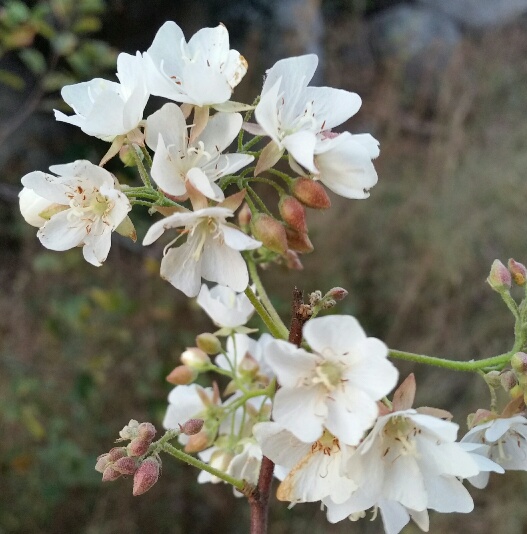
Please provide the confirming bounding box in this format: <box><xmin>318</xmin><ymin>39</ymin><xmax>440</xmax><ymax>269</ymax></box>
<box><xmin>3</xmin><ymin>8</ymin><xmax>527</xmax><ymax>534</ymax></box>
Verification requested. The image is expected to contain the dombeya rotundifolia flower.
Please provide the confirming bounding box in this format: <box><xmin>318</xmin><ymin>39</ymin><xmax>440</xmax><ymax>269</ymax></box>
<box><xmin>251</xmin><ymin>54</ymin><xmax>361</xmax><ymax>175</ymax></box>
<box><xmin>264</xmin><ymin>315</ymin><xmax>398</xmax><ymax>446</ymax></box>
<box><xmin>20</xmin><ymin>160</ymin><xmax>132</xmax><ymax>266</ymax></box>
<box><xmin>143</xmin><ymin>21</ymin><xmax>247</xmax><ymax>108</ymax></box>
<box><xmin>142</xmin><ymin>193</ymin><xmax>261</xmax><ymax>297</ymax></box>
<box><xmin>145</xmin><ymin>103</ymin><xmax>253</xmax><ymax>201</ymax></box>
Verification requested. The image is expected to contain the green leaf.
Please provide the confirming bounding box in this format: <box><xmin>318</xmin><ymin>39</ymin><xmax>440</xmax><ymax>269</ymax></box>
<box><xmin>18</xmin><ymin>48</ymin><xmax>47</xmax><ymax>75</ymax></box>
<box><xmin>72</xmin><ymin>15</ymin><xmax>101</xmax><ymax>34</ymax></box>
<box><xmin>0</xmin><ymin>68</ymin><xmax>25</xmax><ymax>90</ymax></box>
<box><xmin>4</xmin><ymin>1</ymin><xmax>31</xmax><ymax>24</ymax></box>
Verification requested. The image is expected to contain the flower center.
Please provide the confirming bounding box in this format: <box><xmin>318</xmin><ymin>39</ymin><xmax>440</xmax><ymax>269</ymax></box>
<box><xmin>312</xmin><ymin>360</ymin><xmax>343</xmax><ymax>391</ymax></box>
<box><xmin>382</xmin><ymin>416</ymin><xmax>420</xmax><ymax>460</ymax></box>
<box><xmin>67</xmin><ymin>187</ymin><xmax>113</xmax><ymax>225</ymax></box>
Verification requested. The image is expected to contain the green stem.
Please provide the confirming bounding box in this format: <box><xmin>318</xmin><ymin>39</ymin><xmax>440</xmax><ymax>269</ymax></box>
<box><xmin>141</xmin><ymin>145</ymin><xmax>153</xmax><ymax>168</ymax></box>
<box><xmin>130</xmin><ymin>199</ymin><xmax>155</xmax><ymax>208</ymax></box>
<box><xmin>247</xmin><ymin>260</ymin><xmax>289</xmax><ymax>339</ymax></box>
<box><xmin>131</xmin><ymin>144</ymin><xmax>152</xmax><ymax>188</ymax></box>
<box><xmin>389</xmin><ymin>349</ymin><xmax>514</xmax><ymax>372</ymax></box>
<box><xmin>245</xmin><ymin>285</ymin><xmax>285</xmax><ymax>340</ymax></box>
<box><xmin>502</xmin><ymin>291</ymin><xmax>520</xmax><ymax>320</ymax></box>
<box><xmin>161</xmin><ymin>443</ymin><xmax>245</xmax><ymax>491</ymax></box>
<box><xmin>246</xmin><ymin>185</ymin><xmax>272</xmax><ymax>217</ymax></box>
<box><xmin>267</xmin><ymin>168</ymin><xmax>294</xmax><ymax>188</ymax></box>
<box><xmin>248</xmin><ymin>176</ymin><xmax>286</xmax><ymax>196</ymax></box>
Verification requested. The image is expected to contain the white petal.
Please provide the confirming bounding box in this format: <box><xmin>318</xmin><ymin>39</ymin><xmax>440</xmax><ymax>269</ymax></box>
<box><xmin>424</xmin><ymin>475</ymin><xmax>474</xmax><ymax>513</ymax></box>
<box><xmin>198</xmin><ymin>112</ymin><xmax>243</xmax><ymax>155</ymax></box>
<box><xmin>378</xmin><ymin>500</ymin><xmax>411</xmax><ymax>534</ymax></box>
<box><xmin>306</xmin><ymin>86</ymin><xmax>362</xmax><ymax>130</ymax></box>
<box><xmin>220</xmin><ymin>223</ymin><xmax>261</xmax><ymax>251</ymax></box>
<box><xmin>282</xmin><ymin>130</ymin><xmax>317</xmax><ymax>173</ymax></box>
<box><xmin>145</xmin><ymin>103</ymin><xmax>187</xmax><ymax>152</ymax></box>
<box><xmin>303</xmin><ymin>315</ymin><xmax>366</xmax><ymax>355</ymax></box>
<box><xmin>262</xmin><ymin>55</ymin><xmax>318</xmax><ymax>99</ymax></box>
<box><xmin>160</xmin><ymin>242</ymin><xmax>202</xmax><ymax>297</ymax></box>
<box><xmin>19</xmin><ymin>187</ymin><xmax>53</xmax><ymax>227</ymax></box>
<box><xmin>37</xmin><ymin>210</ymin><xmax>87</xmax><ymax>251</ymax></box>
<box><xmin>83</xmin><ymin>227</ymin><xmax>112</xmax><ymax>266</ymax></box>
<box><xmin>21</xmin><ymin>171</ymin><xmax>69</xmax><ymax>204</ymax></box>
<box><xmin>264</xmin><ymin>340</ymin><xmax>315</xmax><ymax>386</ymax></box>
<box><xmin>187</xmin><ymin>167</ymin><xmax>224</xmax><ymax>200</ymax></box>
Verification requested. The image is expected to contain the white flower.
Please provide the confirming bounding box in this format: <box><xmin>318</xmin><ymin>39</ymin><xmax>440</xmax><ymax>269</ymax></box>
<box><xmin>143</xmin><ymin>22</ymin><xmax>247</xmax><ymax>107</ymax></box>
<box><xmin>54</xmin><ymin>53</ymin><xmax>149</xmax><ymax>141</ymax></box>
<box><xmin>252</xmin><ymin>54</ymin><xmax>362</xmax><ymax>174</ymax></box>
<box><xmin>215</xmin><ymin>333</ymin><xmax>275</xmax><ymax>385</ymax></box>
<box><xmin>197</xmin><ymin>284</ymin><xmax>254</xmax><ymax>328</ymax></box>
<box><xmin>324</xmin><ymin>409</ymin><xmax>503</xmax><ymax>534</ymax></box>
<box><xmin>264</xmin><ymin>315</ymin><xmax>398</xmax><ymax>445</ymax></box>
<box><xmin>311</xmin><ymin>132</ymin><xmax>379</xmax><ymax>199</ymax></box>
<box><xmin>254</xmin><ymin>422</ymin><xmax>357</xmax><ymax>505</ymax></box>
<box><xmin>142</xmin><ymin>206</ymin><xmax>261</xmax><ymax>297</ymax></box>
<box><xmin>461</xmin><ymin>414</ymin><xmax>527</xmax><ymax>488</ymax></box>
<box><xmin>145</xmin><ymin>103</ymin><xmax>253</xmax><ymax>201</ymax></box>
<box><xmin>20</xmin><ymin>160</ymin><xmax>131</xmax><ymax>266</ymax></box>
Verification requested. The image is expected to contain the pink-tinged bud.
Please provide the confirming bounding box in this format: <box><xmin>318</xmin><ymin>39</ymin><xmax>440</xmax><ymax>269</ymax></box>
<box><xmin>181</xmin><ymin>347</ymin><xmax>211</xmax><ymax>368</ymax></box>
<box><xmin>128</xmin><ymin>437</ymin><xmax>150</xmax><ymax>457</ymax></box>
<box><xmin>196</xmin><ymin>333</ymin><xmax>222</xmax><ymax>355</ymax></box>
<box><xmin>238</xmin><ymin>203</ymin><xmax>252</xmax><ymax>228</ymax></box>
<box><xmin>108</xmin><ymin>447</ymin><xmax>128</xmax><ymax>462</ymax></box>
<box><xmin>113</xmin><ymin>456</ymin><xmax>140</xmax><ymax>475</ymax></box>
<box><xmin>133</xmin><ymin>458</ymin><xmax>161</xmax><ymax>496</ymax></box>
<box><xmin>102</xmin><ymin>465</ymin><xmax>122</xmax><ymax>482</ymax></box>
<box><xmin>250</xmin><ymin>214</ymin><xmax>288</xmax><ymax>255</ymax></box>
<box><xmin>487</xmin><ymin>259</ymin><xmax>511</xmax><ymax>292</ymax></box>
<box><xmin>166</xmin><ymin>364</ymin><xmax>198</xmax><ymax>385</ymax></box>
<box><xmin>508</xmin><ymin>259</ymin><xmax>527</xmax><ymax>286</ymax></box>
<box><xmin>500</xmin><ymin>370</ymin><xmax>518</xmax><ymax>392</ymax></box>
<box><xmin>285</xmin><ymin>227</ymin><xmax>314</xmax><ymax>253</ymax></box>
<box><xmin>180</xmin><ymin>418</ymin><xmax>204</xmax><ymax>436</ymax></box>
<box><xmin>184</xmin><ymin>430</ymin><xmax>211</xmax><ymax>453</ymax></box>
<box><xmin>326</xmin><ymin>287</ymin><xmax>348</xmax><ymax>301</ymax></box>
<box><xmin>291</xmin><ymin>177</ymin><xmax>331</xmax><ymax>209</ymax></box>
<box><xmin>137</xmin><ymin>422</ymin><xmax>156</xmax><ymax>442</ymax></box>
<box><xmin>279</xmin><ymin>196</ymin><xmax>308</xmax><ymax>233</ymax></box>
<box><xmin>284</xmin><ymin>250</ymin><xmax>303</xmax><ymax>270</ymax></box>
<box><xmin>95</xmin><ymin>453</ymin><xmax>111</xmax><ymax>473</ymax></box>
<box><xmin>511</xmin><ymin>352</ymin><xmax>527</xmax><ymax>373</ymax></box>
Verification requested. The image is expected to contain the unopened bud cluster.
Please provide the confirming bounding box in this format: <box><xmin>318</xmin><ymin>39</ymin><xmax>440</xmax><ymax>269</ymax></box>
<box><xmin>95</xmin><ymin>420</ymin><xmax>160</xmax><ymax>496</ymax></box>
<box><xmin>488</xmin><ymin>258</ymin><xmax>527</xmax><ymax>293</ymax></box>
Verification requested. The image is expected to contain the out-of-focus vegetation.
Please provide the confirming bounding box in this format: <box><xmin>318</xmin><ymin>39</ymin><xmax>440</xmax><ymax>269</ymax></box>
<box><xmin>3</xmin><ymin>1</ymin><xmax>527</xmax><ymax>532</ymax></box>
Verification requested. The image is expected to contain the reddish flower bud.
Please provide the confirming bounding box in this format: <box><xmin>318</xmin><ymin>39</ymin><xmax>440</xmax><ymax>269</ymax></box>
<box><xmin>128</xmin><ymin>437</ymin><xmax>150</xmax><ymax>457</ymax></box>
<box><xmin>326</xmin><ymin>287</ymin><xmax>348</xmax><ymax>301</ymax></box>
<box><xmin>237</xmin><ymin>202</ymin><xmax>252</xmax><ymax>228</ymax></box>
<box><xmin>113</xmin><ymin>456</ymin><xmax>140</xmax><ymax>475</ymax></box>
<box><xmin>250</xmin><ymin>213</ymin><xmax>288</xmax><ymax>255</ymax></box>
<box><xmin>180</xmin><ymin>347</ymin><xmax>210</xmax><ymax>368</ymax></box>
<box><xmin>166</xmin><ymin>364</ymin><xmax>198</xmax><ymax>385</ymax></box>
<box><xmin>108</xmin><ymin>447</ymin><xmax>128</xmax><ymax>462</ymax></box>
<box><xmin>180</xmin><ymin>418</ymin><xmax>204</xmax><ymax>436</ymax></box>
<box><xmin>500</xmin><ymin>370</ymin><xmax>518</xmax><ymax>392</ymax></box>
<box><xmin>133</xmin><ymin>458</ymin><xmax>161</xmax><ymax>496</ymax></box>
<box><xmin>284</xmin><ymin>250</ymin><xmax>303</xmax><ymax>270</ymax></box>
<box><xmin>487</xmin><ymin>259</ymin><xmax>511</xmax><ymax>292</ymax></box>
<box><xmin>285</xmin><ymin>227</ymin><xmax>314</xmax><ymax>253</ymax></box>
<box><xmin>279</xmin><ymin>196</ymin><xmax>308</xmax><ymax>233</ymax></box>
<box><xmin>291</xmin><ymin>177</ymin><xmax>331</xmax><ymax>209</ymax></box>
<box><xmin>508</xmin><ymin>259</ymin><xmax>527</xmax><ymax>286</ymax></box>
<box><xmin>184</xmin><ymin>430</ymin><xmax>211</xmax><ymax>453</ymax></box>
<box><xmin>137</xmin><ymin>422</ymin><xmax>156</xmax><ymax>442</ymax></box>
<box><xmin>102</xmin><ymin>465</ymin><xmax>122</xmax><ymax>482</ymax></box>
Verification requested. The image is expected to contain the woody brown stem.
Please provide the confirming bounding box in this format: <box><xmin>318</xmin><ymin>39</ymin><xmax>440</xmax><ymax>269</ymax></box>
<box><xmin>248</xmin><ymin>287</ymin><xmax>308</xmax><ymax>534</ymax></box>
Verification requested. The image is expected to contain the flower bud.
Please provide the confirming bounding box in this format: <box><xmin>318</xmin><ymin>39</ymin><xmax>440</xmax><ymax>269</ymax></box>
<box><xmin>133</xmin><ymin>457</ymin><xmax>161</xmax><ymax>496</ymax></box>
<box><xmin>95</xmin><ymin>453</ymin><xmax>111</xmax><ymax>473</ymax></box>
<box><xmin>510</xmin><ymin>384</ymin><xmax>524</xmax><ymax>399</ymax></box>
<box><xmin>137</xmin><ymin>422</ymin><xmax>156</xmax><ymax>442</ymax></box>
<box><xmin>487</xmin><ymin>259</ymin><xmax>511</xmax><ymax>292</ymax></box>
<box><xmin>508</xmin><ymin>259</ymin><xmax>527</xmax><ymax>286</ymax></box>
<box><xmin>484</xmin><ymin>370</ymin><xmax>502</xmax><ymax>388</ymax></box>
<box><xmin>250</xmin><ymin>214</ymin><xmax>288</xmax><ymax>255</ymax></box>
<box><xmin>113</xmin><ymin>456</ymin><xmax>140</xmax><ymax>475</ymax></box>
<box><xmin>279</xmin><ymin>196</ymin><xmax>308</xmax><ymax>233</ymax></box>
<box><xmin>184</xmin><ymin>430</ymin><xmax>212</xmax><ymax>453</ymax></box>
<box><xmin>119</xmin><ymin>421</ymin><xmax>140</xmax><ymax>440</ymax></box>
<box><xmin>102</xmin><ymin>465</ymin><xmax>122</xmax><ymax>482</ymax></box>
<box><xmin>166</xmin><ymin>364</ymin><xmax>198</xmax><ymax>385</ymax></box>
<box><xmin>237</xmin><ymin>202</ymin><xmax>252</xmax><ymax>229</ymax></box>
<box><xmin>326</xmin><ymin>287</ymin><xmax>348</xmax><ymax>301</ymax></box>
<box><xmin>128</xmin><ymin>437</ymin><xmax>150</xmax><ymax>457</ymax></box>
<box><xmin>108</xmin><ymin>447</ymin><xmax>128</xmax><ymax>461</ymax></box>
<box><xmin>196</xmin><ymin>333</ymin><xmax>222</xmax><ymax>355</ymax></box>
<box><xmin>181</xmin><ymin>347</ymin><xmax>211</xmax><ymax>368</ymax></box>
<box><xmin>500</xmin><ymin>370</ymin><xmax>518</xmax><ymax>392</ymax></box>
<box><xmin>511</xmin><ymin>352</ymin><xmax>527</xmax><ymax>374</ymax></box>
<box><xmin>180</xmin><ymin>418</ymin><xmax>204</xmax><ymax>436</ymax></box>
<box><xmin>291</xmin><ymin>177</ymin><xmax>331</xmax><ymax>209</ymax></box>
<box><xmin>285</xmin><ymin>227</ymin><xmax>314</xmax><ymax>253</ymax></box>
<box><xmin>284</xmin><ymin>249</ymin><xmax>303</xmax><ymax>270</ymax></box>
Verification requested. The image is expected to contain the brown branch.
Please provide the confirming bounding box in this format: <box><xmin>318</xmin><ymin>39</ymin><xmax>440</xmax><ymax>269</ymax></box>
<box><xmin>248</xmin><ymin>286</ymin><xmax>308</xmax><ymax>534</ymax></box>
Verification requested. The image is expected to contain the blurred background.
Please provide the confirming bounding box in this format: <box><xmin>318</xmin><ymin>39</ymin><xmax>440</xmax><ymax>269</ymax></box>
<box><xmin>2</xmin><ymin>0</ymin><xmax>527</xmax><ymax>532</ymax></box>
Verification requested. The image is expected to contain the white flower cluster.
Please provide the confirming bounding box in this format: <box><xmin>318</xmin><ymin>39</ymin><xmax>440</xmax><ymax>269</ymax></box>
<box><xmin>19</xmin><ymin>20</ymin><xmax>380</xmax><ymax>297</ymax></box>
<box><xmin>162</xmin><ymin>287</ymin><xmax>518</xmax><ymax>533</ymax></box>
